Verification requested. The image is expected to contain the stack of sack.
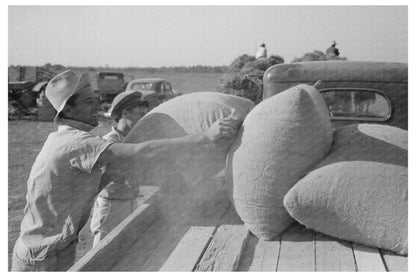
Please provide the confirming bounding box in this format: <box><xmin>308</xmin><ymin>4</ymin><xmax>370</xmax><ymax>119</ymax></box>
<box><xmin>225</xmin><ymin>84</ymin><xmax>333</xmax><ymax>239</ymax></box>
<box><xmin>121</xmin><ymin>92</ymin><xmax>255</xmax><ymax>223</ymax></box>
<box><xmin>226</xmin><ymin>84</ymin><xmax>408</xmax><ymax>255</ymax></box>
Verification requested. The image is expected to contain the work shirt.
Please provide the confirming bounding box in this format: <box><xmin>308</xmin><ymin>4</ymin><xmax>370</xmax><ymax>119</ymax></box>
<box><xmin>97</xmin><ymin>127</ymin><xmax>139</xmax><ymax>200</ymax></box>
<box><xmin>18</xmin><ymin>119</ymin><xmax>112</xmax><ymax>261</ymax></box>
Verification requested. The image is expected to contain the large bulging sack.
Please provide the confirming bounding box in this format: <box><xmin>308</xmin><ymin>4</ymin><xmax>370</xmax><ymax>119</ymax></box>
<box><xmin>284</xmin><ymin>124</ymin><xmax>408</xmax><ymax>255</ymax></box>
<box><xmin>123</xmin><ymin>92</ymin><xmax>254</xmax><ymax>190</ymax></box>
<box><xmin>226</xmin><ymin>84</ymin><xmax>333</xmax><ymax>240</ymax></box>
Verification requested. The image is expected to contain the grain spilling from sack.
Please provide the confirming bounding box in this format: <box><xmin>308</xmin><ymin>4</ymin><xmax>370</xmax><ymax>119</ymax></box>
<box><xmin>284</xmin><ymin>124</ymin><xmax>408</xmax><ymax>255</ymax></box>
<box><xmin>226</xmin><ymin>85</ymin><xmax>333</xmax><ymax>240</ymax></box>
<box><xmin>120</xmin><ymin>92</ymin><xmax>254</xmax><ymax>223</ymax></box>
<box><xmin>125</xmin><ymin>92</ymin><xmax>253</xmax><ymax>185</ymax></box>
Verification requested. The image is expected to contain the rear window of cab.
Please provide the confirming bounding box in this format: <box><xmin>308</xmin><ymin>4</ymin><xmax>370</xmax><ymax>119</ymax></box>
<box><xmin>319</xmin><ymin>88</ymin><xmax>392</xmax><ymax>122</ymax></box>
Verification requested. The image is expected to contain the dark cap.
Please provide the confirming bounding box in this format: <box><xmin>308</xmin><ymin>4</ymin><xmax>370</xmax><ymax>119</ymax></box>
<box><xmin>109</xmin><ymin>90</ymin><xmax>149</xmax><ymax>118</ymax></box>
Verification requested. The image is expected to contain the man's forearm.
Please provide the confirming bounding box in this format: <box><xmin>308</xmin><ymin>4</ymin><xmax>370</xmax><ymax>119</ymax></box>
<box><xmin>100</xmin><ymin>133</ymin><xmax>211</xmax><ymax>165</ymax></box>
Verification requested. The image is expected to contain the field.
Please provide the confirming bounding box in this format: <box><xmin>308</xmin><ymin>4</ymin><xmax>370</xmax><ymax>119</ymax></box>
<box><xmin>76</xmin><ymin>70</ymin><xmax>225</xmax><ymax>95</ymax></box>
<box><xmin>7</xmin><ymin>72</ymin><xmax>223</xmax><ymax>270</ymax></box>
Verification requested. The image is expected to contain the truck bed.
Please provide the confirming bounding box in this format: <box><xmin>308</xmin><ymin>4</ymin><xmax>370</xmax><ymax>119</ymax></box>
<box><xmin>69</xmin><ymin>185</ymin><xmax>407</xmax><ymax>272</ymax></box>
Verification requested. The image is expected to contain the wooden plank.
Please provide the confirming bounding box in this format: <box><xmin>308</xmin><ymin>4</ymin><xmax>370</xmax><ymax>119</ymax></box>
<box><xmin>68</xmin><ymin>186</ymin><xmax>159</xmax><ymax>271</ymax></box>
<box><xmin>194</xmin><ymin>224</ymin><xmax>250</xmax><ymax>271</ymax></box>
<box><xmin>160</xmin><ymin>226</ymin><xmax>216</xmax><ymax>271</ymax></box>
<box><xmin>141</xmin><ymin>224</ymin><xmax>195</xmax><ymax>271</ymax></box>
<box><xmin>315</xmin><ymin>232</ymin><xmax>356</xmax><ymax>271</ymax></box>
<box><xmin>237</xmin><ymin>234</ymin><xmax>280</xmax><ymax>271</ymax></box>
<box><xmin>352</xmin><ymin>243</ymin><xmax>386</xmax><ymax>271</ymax></box>
<box><xmin>112</xmin><ymin>178</ymin><xmax>232</xmax><ymax>271</ymax></box>
<box><xmin>381</xmin><ymin>250</ymin><xmax>408</xmax><ymax>272</ymax></box>
<box><xmin>277</xmin><ymin>223</ymin><xmax>314</xmax><ymax>271</ymax></box>
<box><xmin>140</xmin><ymin>189</ymin><xmax>231</xmax><ymax>271</ymax></box>
<box><xmin>109</xmin><ymin>216</ymin><xmax>170</xmax><ymax>271</ymax></box>
<box><xmin>193</xmin><ymin>204</ymin><xmax>248</xmax><ymax>271</ymax></box>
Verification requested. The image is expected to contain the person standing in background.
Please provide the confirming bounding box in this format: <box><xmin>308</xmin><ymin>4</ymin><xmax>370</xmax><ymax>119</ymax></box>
<box><xmin>256</xmin><ymin>43</ymin><xmax>267</xmax><ymax>59</ymax></box>
<box><xmin>326</xmin><ymin>40</ymin><xmax>340</xmax><ymax>57</ymax></box>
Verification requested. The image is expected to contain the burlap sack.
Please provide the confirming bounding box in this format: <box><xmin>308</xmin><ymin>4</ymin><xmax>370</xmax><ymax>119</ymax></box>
<box><xmin>284</xmin><ymin>124</ymin><xmax>408</xmax><ymax>255</ymax></box>
<box><xmin>226</xmin><ymin>85</ymin><xmax>333</xmax><ymax>240</ymax></box>
<box><xmin>123</xmin><ymin>92</ymin><xmax>254</xmax><ymax>192</ymax></box>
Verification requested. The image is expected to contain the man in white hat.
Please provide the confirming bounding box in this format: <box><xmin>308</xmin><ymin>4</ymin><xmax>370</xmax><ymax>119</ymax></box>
<box><xmin>90</xmin><ymin>90</ymin><xmax>149</xmax><ymax>247</ymax></box>
<box><xmin>11</xmin><ymin>70</ymin><xmax>241</xmax><ymax>271</ymax></box>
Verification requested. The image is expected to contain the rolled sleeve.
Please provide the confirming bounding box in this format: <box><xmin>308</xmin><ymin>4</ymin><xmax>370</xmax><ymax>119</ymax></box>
<box><xmin>69</xmin><ymin>133</ymin><xmax>113</xmax><ymax>174</ymax></box>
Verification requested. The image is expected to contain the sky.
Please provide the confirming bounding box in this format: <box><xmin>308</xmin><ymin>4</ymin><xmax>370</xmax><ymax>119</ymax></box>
<box><xmin>7</xmin><ymin>5</ymin><xmax>408</xmax><ymax>67</ymax></box>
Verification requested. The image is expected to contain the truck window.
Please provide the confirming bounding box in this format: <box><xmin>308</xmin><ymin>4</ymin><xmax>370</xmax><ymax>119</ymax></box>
<box><xmin>97</xmin><ymin>73</ymin><xmax>124</xmax><ymax>80</ymax></box>
<box><xmin>162</xmin><ymin>83</ymin><xmax>172</xmax><ymax>90</ymax></box>
<box><xmin>102</xmin><ymin>75</ymin><xmax>120</xmax><ymax>80</ymax></box>
<box><xmin>320</xmin><ymin>88</ymin><xmax>391</xmax><ymax>121</ymax></box>
<box><xmin>131</xmin><ymin>83</ymin><xmax>153</xmax><ymax>90</ymax></box>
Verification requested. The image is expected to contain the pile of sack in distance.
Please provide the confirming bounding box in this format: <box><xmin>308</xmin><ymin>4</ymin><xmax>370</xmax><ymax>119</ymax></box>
<box><xmin>119</xmin><ymin>85</ymin><xmax>407</xmax><ymax>256</ymax></box>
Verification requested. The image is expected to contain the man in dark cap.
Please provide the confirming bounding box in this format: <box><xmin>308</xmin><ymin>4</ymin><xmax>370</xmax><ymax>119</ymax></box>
<box><xmin>90</xmin><ymin>90</ymin><xmax>149</xmax><ymax>246</ymax></box>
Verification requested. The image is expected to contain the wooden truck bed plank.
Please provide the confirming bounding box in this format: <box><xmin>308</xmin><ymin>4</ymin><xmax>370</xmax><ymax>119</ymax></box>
<box><xmin>110</xmin><ymin>217</ymin><xmax>173</xmax><ymax>271</ymax></box>
<box><xmin>141</xmin><ymin>224</ymin><xmax>198</xmax><ymax>271</ymax></box>
<box><xmin>315</xmin><ymin>232</ymin><xmax>356</xmax><ymax>271</ymax></box>
<box><xmin>237</xmin><ymin>235</ymin><xmax>280</xmax><ymax>271</ymax></box>
<box><xmin>142</xmin><ymin>194</ymin><xmax>231</xmax><ymax>271</ymax></box>
<box><xmin>160</xmin><ymin>226</ymin><xmax>216</xmax><ymax>271</ymax></box>
<box><xmin>352</xmin><ymin>243</ymin><xmax>386</xmax><ymax>271</ymax></box>
<box><xmin>71</xmin><ymin>186</ymin><xmax>407</xmax><ymax>272</ymax></box>
<box><xmin>277</xmin><ymin>223</ymin><xmax>315</xmax><ymax>271</ymax></box>
<box><xmin>194</xmin><ymin>224</ymin><xmax>249</xmax><ymax>271</ymax></box>
<box><xmin>381</xmin><ymin>250</ymin><xmax>408</xmax><ymax>272</ymax></box>
<box><xmin>111</xmin><ymin>187</ymin><xmax>231</xmax><ymax>271</ymax></box>
<box><xmin>194</xmin><ymin>204</ymin><xmax>250</xmax><ymax>271</ymax></box>
<box><xmin>69</xmin><ymin>186</ymin><xmax>159</xmax><ymax>271</ymax></box>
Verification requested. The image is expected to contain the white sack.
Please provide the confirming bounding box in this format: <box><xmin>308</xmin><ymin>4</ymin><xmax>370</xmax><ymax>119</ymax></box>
<box><xmin>284</xmin><ymin>124</ymin><xmax>408</xmax><ymax>255</ymax></box>
<box><xmin>226</xmin><ymin>85</ymin><xmax>333</xmax><ymax>240</ymax></box>
<box><xmin>123</xmin><ymin>92</ymin><xmax>254</xmax><ymax>191</ymax></box>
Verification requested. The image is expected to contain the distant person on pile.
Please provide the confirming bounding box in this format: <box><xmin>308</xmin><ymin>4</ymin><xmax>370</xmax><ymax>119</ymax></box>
<box><xmin>326</xmin><ymin>40</ymin><xmax>340</xmax><ymax>57</ymax></box>
<box><xmin>90</xmin><ymin>90</ymin><xmax>149</xmax><ymax>247</ymax></box>
<box><xmin>256</xmin><ymin>43</ymin><xmax>267</xmax><ymax>59</ymax></box>
<box><xmin>11</xmin><ymin>70</ymin><xmax>242</xmax><ymax>271</ymax></box>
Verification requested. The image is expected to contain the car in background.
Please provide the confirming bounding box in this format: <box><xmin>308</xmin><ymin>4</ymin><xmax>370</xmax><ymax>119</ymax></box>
<box><xmin>262</xmin><ymin>61</ymin><xmax>408</xmax><ymax>130</ymax></box>
<box><xmin>95</xmin><ymin>72</ymin><xmax>128</xmax><ymax>107</ymax></box>
<box><xmin>125</xmin><ymin>78</ymin><xmax>181</xmax><ymax>109</ymax></box>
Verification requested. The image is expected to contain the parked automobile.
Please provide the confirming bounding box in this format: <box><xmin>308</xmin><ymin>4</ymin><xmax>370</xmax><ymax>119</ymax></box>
<box><xmin>263</xmin><ymin>61</ymin><xmax>408</xmax><ymax>130</ymax></box>
<box><xmin>95</xmin><ymin>72</ymin><xmax>128</xmax><ymax>108</ymax></box>
<box><xmin>125</xmin><ymin>78</ymin><xmax>181</xmax><ymax>109</ymax></box>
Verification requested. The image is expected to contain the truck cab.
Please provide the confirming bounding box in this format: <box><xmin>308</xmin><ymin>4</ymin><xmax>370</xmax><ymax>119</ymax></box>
<box><xmin>263</xmin><ymin>61</ymin><xmax>408</xmax><ymax>130</ymax></box>
<box><xmin>95</xmin><ymin>72</ymin><xmax>127</xmax><ymax>107</ymax></box>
